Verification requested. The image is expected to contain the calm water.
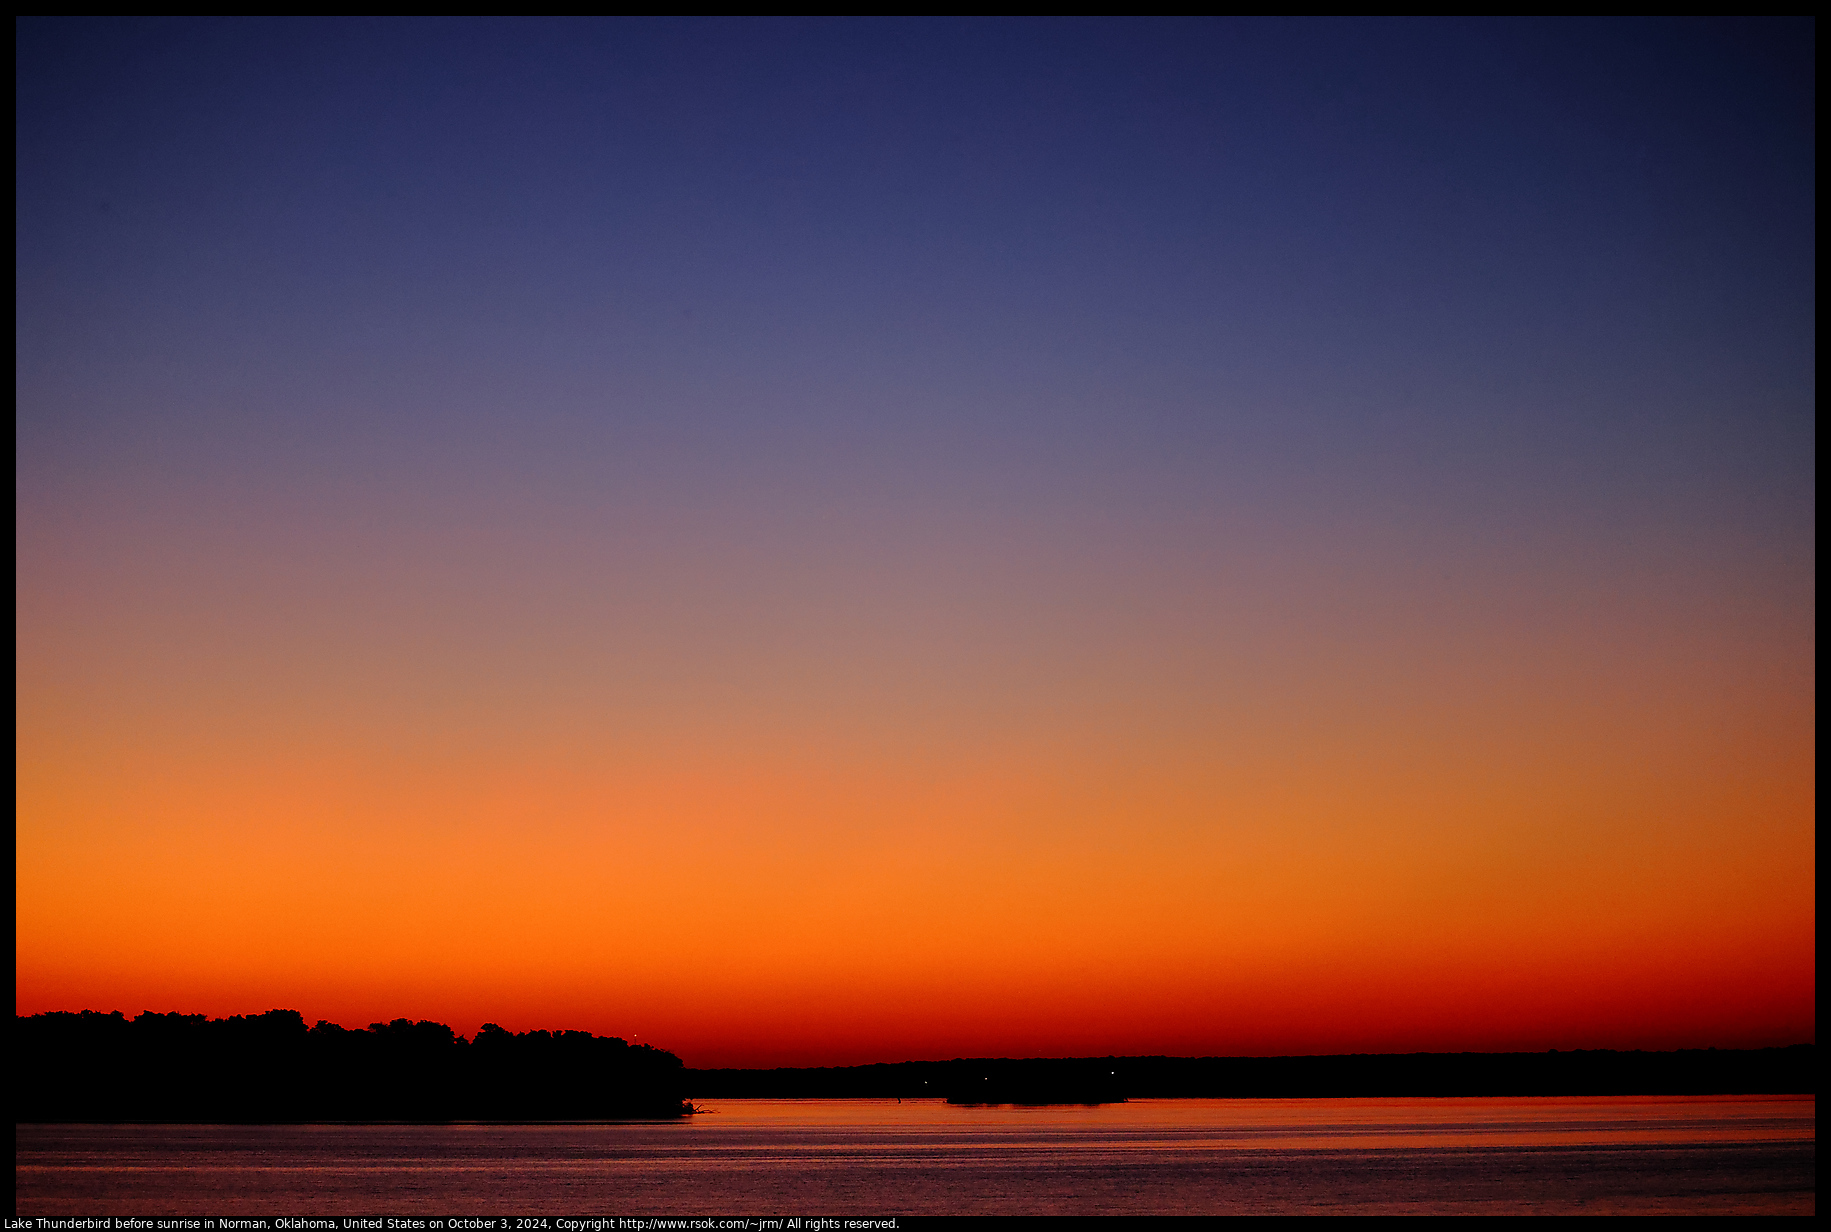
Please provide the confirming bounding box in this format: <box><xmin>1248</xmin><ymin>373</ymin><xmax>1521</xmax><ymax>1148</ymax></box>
<box><xmin>16</xmin><ymin>1096</ymin><xmax>1814</xmax><ymax>1215</ymax></box>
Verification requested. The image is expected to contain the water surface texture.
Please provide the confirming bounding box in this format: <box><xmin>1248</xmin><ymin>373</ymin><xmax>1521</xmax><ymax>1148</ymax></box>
<box><xmin>17</xmin><ymin>1097</ymin><xmax>1814</xmax><ymax>1215</ymax></box>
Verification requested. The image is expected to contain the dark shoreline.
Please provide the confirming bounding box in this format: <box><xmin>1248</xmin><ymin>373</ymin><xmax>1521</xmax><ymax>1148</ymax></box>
<box><xmin>686</xmin><ymin>1045</ymin><xmax>1815</xmax><ymax>1101</ymax></box>
<box><xmin>15</xmin><ymin>1009</ymin><xmax>1811</xmax><ymax>1119</ymax></box>
<box><xmin>15</xmin><ymin>1010</ymin><xmax>692</xmax><ymax>1122</ymax></box>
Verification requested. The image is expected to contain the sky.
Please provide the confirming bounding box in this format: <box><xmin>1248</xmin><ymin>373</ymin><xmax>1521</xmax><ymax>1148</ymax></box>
<box><xmin>15</xmin><ymin>17</ymin><xmax>1815</xmax><ymax>1068</ymax></box>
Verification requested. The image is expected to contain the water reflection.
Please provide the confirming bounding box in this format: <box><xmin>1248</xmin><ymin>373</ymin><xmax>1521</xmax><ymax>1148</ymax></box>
<box><xmin>17</xmin><ymin>1097</ymin><xmax>1815</xmax><ymax>1216</ymax></box>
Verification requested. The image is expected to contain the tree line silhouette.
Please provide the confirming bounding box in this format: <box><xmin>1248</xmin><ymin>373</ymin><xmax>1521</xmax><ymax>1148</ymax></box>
<box><xmin>15</xmin><ymin>1010</ymin><xmax>691</xmax><ymax>1122</ymax></box>
<box><xmin>16</xmin><ymin>1010</ymin><xmax>1811</xmax><ymax>1119</ymax></box>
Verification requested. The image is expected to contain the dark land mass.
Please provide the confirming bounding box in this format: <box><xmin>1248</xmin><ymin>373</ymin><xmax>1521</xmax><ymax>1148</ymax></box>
<box><xmin>14</xmin><ymin>1010</ymin><xmax>1811</xmax><ymax>1119</ymax></box>
<box><xmin>15</xmin><ymin>1010</ymin><xmax>690</xmax><ymax>1121</ymax></box>
<box><xmin>687</xmin><ymin>1046</ymin><xmax>1815</xmax><ymax>1104</ymax></box>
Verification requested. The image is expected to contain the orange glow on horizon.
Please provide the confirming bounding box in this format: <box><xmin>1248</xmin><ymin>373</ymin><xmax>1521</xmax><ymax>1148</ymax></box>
<box><xmin>15</xmin><ymin>18</ymin><xmax>1814</xmax><ymax>1078</ymax></box>
<box><xmin>15</xmin><ymin>497</ymin><xmax>1815</xmax><ymax>1068</ymax></box>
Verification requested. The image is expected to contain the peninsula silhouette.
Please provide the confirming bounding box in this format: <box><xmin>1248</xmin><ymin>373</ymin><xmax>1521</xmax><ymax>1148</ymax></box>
<box><xmin>15</xmin><ymin>1010</ymin><xmax>691</xmax><ymax>1122</ymax></box>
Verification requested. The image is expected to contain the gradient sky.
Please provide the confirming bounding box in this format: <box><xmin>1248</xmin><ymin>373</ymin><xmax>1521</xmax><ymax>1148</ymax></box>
<box><xmin>16</xmin><ymin>18</ymin><xmax>1814</xmax><ymax>1067</ymax></box>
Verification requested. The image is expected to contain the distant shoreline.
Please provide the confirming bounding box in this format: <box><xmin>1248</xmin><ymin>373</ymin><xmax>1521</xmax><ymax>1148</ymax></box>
<box><xmin>14</xmin><ymin>1010</ymin><xmax>1811</xmax><ymax>1119</ymax></box>
<box><xmin>683</xmin><ymin>1046</ymin><xmax>1815</xmax><ymax>1101</ymax></box>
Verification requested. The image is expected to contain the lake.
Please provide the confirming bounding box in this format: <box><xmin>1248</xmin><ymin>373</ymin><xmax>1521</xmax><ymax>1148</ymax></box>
<box><xmin>16</xmin><ymin>1095</ymin><xmax>1814</xmax><ymax>1215</ymax></box>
